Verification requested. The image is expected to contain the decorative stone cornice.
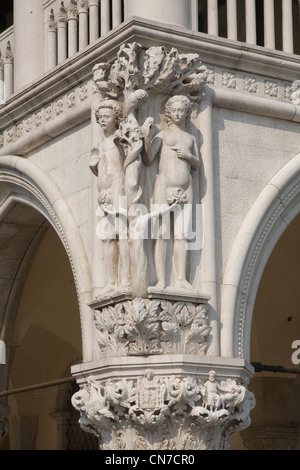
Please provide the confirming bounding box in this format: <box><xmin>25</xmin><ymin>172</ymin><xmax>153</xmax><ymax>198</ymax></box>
<box><xmin>72</xmin><ymin>370</ymin><xmax>255</xmax><ymax>450</ymax></box>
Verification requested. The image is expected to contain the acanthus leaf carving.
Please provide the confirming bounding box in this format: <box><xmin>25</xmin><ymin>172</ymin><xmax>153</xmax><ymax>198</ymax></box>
<box><xmin>93</xmin><ymin>298</ymin><xmax>211</xmax><ymax>357</ymax></box>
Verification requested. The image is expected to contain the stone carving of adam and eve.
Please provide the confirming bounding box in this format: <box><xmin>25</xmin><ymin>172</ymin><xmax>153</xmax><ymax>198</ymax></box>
<box><xmin>89</xmin><ymin>94</ymin><xmax>201</xmax><ymax>297</ymax></box>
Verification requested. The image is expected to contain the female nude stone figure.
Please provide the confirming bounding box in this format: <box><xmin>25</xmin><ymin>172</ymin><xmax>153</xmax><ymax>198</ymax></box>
<box><xmin>144</xmin><ymin>95</ymin><xmax>201</xmax><ymax>291</ymax></box>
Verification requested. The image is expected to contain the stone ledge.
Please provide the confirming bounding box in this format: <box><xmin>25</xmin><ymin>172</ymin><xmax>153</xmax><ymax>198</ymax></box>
<box><xmin>71</xmin><ymin>354</ymin><xmax>254</xmax><ymax>384</ymax></box>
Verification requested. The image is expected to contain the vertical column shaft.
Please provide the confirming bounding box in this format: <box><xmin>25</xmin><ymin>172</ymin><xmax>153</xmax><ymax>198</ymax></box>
<box><xmin>112</xmin><ymin>0</ymin><xmax>122</xmax><ymax>29</ymax></box>
<box><xmin>264</xmin><ymin>0</ymin><xmax>275</xmax><ymax>49</ymax></box>
<box><xmin>67</xmin><ymin>2</ymin><xmax>79</xmax><ymax>57</ymax></box>
<box><xmin>4</xmin><ymin>43</ymin><xmax>13</xmax><ymax>98</ymax></box>
<box><xmin>245</xmin><ymin>0</ymin><xmax>257</xmax><ymax>44</ymax></box>
<box><xmin>282</xmin><ymin>0</ymin><xmax>294</xmax><ymax>53</ymax></box>
<box><xmin>47</xmin><ymin>9</ymin><xmax>57</xmax><ymax>70</ymax></box>
<box><xmin>78</xmin><ymin>0</ymin><xmax>89</xmax><ymax>50</ymax></box>
<box><xmin>207</xmin><ymin>0</ymin><xmax>219</xmax><ymax>36</ymax></box>
<box><xmin>57</xmin><ymin>4</ymin><xmax>68</xmax><ymax>63</ymax></box>
<box><xmin>124</xmin><ymin>0</ymin><xmax>191</xmax><ymax>29</ymax></box>
<box><xmin>227</xmin><ymin>0</ymin><xmax>237</xmax><ymax>40</ymax></box>
<box><xmin>199</xmin><ymin>88</ymin><xmax>220</xmax><ymax>357</ymax></box>
<box><xmin>191</xmin><ymin>0</ymin><xmax>199</xmax><ymax>31</ymax></box>
<box><xmin>100</xmin><ymin>0</ymin><xmax>111</xmax><ymax>36</ymax></box>
<box><xmin>89</xmin><ymin>0</ymin><xmax>100</xmax><ymax>43</ymax></box>
<box><xmin>0</xmin><ymin>57</ymin><xmax>4</xmax><ymax>102</ymax></box>
<box><xmin>13</xmin><ymin>0</ymin><xmax>44</xmax><ymax>91</ymax></box>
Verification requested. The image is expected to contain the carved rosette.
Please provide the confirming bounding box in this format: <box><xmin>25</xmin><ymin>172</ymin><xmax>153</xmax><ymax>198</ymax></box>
<box><xmin>72</xmin><ymin>370</ymin><xmax>255</xmax><ymax>450</ymax></box>
<box><xmin>93</xmin><ymin>298</ymin><xmax>211</xmax><ymax>357</ymax></box>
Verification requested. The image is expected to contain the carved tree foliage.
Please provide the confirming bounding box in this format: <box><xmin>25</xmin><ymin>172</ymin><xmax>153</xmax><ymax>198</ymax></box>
<box><xmin>93</xmin><ymin>299</ymin><xmax>211</xmax><ymax>357</ymax></box>
<box><xmin>93</xmin><ymin>42</ymin><xmax>208</xmax><ymax>102</ymax></box>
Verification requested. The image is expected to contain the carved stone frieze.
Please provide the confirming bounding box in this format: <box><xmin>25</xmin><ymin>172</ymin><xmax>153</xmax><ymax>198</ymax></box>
<box><xmin>1</xmin><ymin>80</ymin><xmax>91</xmax><ymax>148</ymax></box>
<box><xmin>291</xmin><ymin>80</ymin><xmax>300</xmax><ymax>105</ymax></box>
<box><xmin>71</xmin><ymin>370</ymin><xmax>255</xmax><ymax>450</ymax></box>
<box><xmin>93</xmin><ymin>297</ymin><xmax>211</xmax><ymax>357</ymax></box>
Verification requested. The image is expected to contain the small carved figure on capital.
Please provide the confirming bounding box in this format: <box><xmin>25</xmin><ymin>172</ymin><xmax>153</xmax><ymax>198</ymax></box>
<box><xmin>201</xmin><ymin>371</ymin><xmax>225</xmax><ymax>412</ymax></box>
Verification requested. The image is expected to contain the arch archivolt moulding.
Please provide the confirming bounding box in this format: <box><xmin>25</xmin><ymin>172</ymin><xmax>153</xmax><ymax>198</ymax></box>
<box><xmin>221</xmin><ymin>152</ymin><xmax>300</xmax><ymax>361</ymax></box>
<box><xmin>0</xmin><ymin>155</ymin><xmax>93</xmax><ymax>360</ymax></box>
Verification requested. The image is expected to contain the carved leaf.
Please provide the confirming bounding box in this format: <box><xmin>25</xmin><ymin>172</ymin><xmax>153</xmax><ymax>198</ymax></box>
<box><xmin>185</xmin><ymin>324</ymin><xmax>211</xmax><ymax>355</ymax></box>
<box><xmin>193</xmin><ymin>304</ymin><xmax>209</xmax><ymax>323</ymax></box>
<box><xmin>176</xmin><ymin>305</ymin><xmax>193</xmax><ymax>327</ymax></box>
<box><xmin>161</xmin><ymin>322</ymin><xmax>179</xmax><ymax>354</ymax></box>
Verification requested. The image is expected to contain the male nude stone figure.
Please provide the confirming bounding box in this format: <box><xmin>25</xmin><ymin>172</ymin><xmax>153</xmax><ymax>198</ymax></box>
<box><xmin>144</xmin><ymin>95</ymin><xmax>201</xmax><ymax>291</ymax></box>
<box><xmin>90</xmin><ymin>99</ymin><xmax>131</xmax><ymax>293</ymax></box>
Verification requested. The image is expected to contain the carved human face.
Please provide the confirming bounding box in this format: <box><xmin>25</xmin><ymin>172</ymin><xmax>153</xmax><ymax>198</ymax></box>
<box><xmin>169</xmin><ymin>100</ymin><xmax>188</xmax><ymax>126</ymax></box>
<box><xmin>97</xmin><ymin>107</ymin><xmax>116</xmax><ymax>133</ymax></box>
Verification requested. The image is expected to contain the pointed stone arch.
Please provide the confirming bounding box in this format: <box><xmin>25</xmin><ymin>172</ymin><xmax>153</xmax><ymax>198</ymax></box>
<box><xmin>221</xmin><ymin>152</ymin><xmax>300</xmax><ymax>361</ymax></box>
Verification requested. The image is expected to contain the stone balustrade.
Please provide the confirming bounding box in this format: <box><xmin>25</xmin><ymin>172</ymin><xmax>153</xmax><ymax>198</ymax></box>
<box><xmin>46</xmin><ymin>0</ymin><xmax>123</xmax><ymax>70</ymax></box>
<box><xmin>199</xmin><ymin>0</ymin><xmax>300</xmax><ymax>55</ymax></box>
<box><xmin>0</xmin><ymin>27</ymin><xmax>14</xmax><ymax>102</ymax></box>
<box><xmin>0</xmin><ymin>0</ymin><xmax>300</xmax><ymax>103</ymax></box>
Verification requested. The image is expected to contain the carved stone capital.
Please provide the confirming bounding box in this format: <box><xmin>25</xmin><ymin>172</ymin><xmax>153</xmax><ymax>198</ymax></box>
<box><xmin>77</xmin><ymin>0</ymin><xmax>89</xmax><ymax>14</ymax></box>
<box><xmin>48</xmin><ymin>8</ymin><xmax>57</xmax><ymax>32</ymax></box>
<box><xmin>72</xmin><ymin>369</ymin><xmax>255</xmax><ymax>450</ymax></box>
<box><xmin>57</xmin><ymin>2</ymin><xmax>67</xmax><ymax>27</ymax></box>
<box><xmin>67</xmin><ymin>0</ymin><xmax>79</xmax><ymax>20</ymax></box>
<box><xmin>88</xmin><ymin>0</ymin><xmax>99</xmax><ymax>6</ymax></box>
<box><xmin>91</xmin><ymin>296</ymin><xmax>211</xmax><ymax>358</ymax></box>
<box><xmin>3</xmin><ymin>42</ymin><xmax>13</xmax><ymax>64</ymax></box>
